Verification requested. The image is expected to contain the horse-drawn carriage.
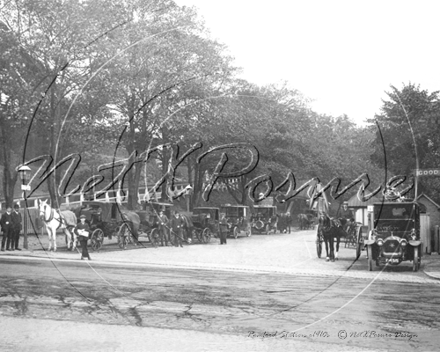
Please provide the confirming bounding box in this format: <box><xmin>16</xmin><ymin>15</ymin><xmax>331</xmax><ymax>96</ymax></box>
<box><xmin>219</xmin><ymin>204</ymin><xmax>251</xmax><ymax>239</ymax></box>
<box><xmin>77</xmin><ymin>201</ymin><xmax>143</xmax><ymax>250</ymax></box>
<box><xmin>190</xmin><ymin>207</ymin><xmax>219</xmax><ymax>243</ymax></box>
<box><xmin>364</xmin><ymin>201</ymin><xmax>422</xmax><ymax>272</ymax></box>
<box><xmin>131</xmin><ymin>201</ymin><xmax>175</xmax><ymax>247</ymax></box>
<box><xmin>250</xmin><ymin>205</ymin><xmax>277</xmax><ymax>235</ymax></box>
<box><xmin>311</xmin><ymin>186</ymin><xmax>365</xmax><ymax>262</ymax></box>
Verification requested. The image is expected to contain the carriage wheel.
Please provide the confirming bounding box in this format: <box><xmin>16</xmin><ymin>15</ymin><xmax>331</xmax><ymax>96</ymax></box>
<box><xmin>233</xmin><ymin>226</ymin><xmax>239</xmax><ymax>239</ymax></box>
<box><xmin>413</xmin><ymin>246</ymin><xmax>420</xmax><ymax>272</ymax></box>
<box><xmin>367</xmin><ymin>245</ymin><xmax>374</xmax><ymax>271</ymax></box>
<box><xmin>150</xmin><ymin>228</ymin><xmax>160</xmax><ymax>248</ymax></box>
<box><xmin>202</xmin><ymin>228</ymin><xmax>211</xmax><ymax>244</ymax></box>
<box><xmin>91</xmin><ymin>228</ymin><xmax>104</xmax><ymax>251</ymax></box>
<box><xmin>355</xmin><ymin>228</ymin><xmax>362</xmax><ymax>260</ymax></box>
<box><xmin>118</xmin><ymin>223</ymin><xmax>130</xmax><ymax>250</ymax></box>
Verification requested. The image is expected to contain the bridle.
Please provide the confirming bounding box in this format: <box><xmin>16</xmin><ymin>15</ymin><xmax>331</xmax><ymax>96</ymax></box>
<box><xmin>39</xmin><ymin>203</ymin><xmax>53</xmax><ymax>222</ymax></box>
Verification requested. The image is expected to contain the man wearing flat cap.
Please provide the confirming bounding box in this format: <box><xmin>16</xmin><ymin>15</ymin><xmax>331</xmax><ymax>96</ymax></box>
<box><xmin>75</xmin><ymin>214</ymin><xmax>91</xmax><ymax>260</ymax></box>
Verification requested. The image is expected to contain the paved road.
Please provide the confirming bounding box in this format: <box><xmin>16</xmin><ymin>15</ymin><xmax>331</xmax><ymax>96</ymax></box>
<box><xmin>1</xmin><ymin>229</ymin><xmax>439</xmax><ymax>351</ymax></box>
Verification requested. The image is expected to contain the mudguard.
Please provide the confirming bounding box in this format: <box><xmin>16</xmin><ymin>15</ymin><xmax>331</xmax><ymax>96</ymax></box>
<box><xmin>409</xmin><ymin>240</ymin><xmax>421</xmax><ymax>247</ymax></box>
<box><xmin>364</xmin><ymin>239</ymin><xmax>376</xmax><ymax>246</ymax></box>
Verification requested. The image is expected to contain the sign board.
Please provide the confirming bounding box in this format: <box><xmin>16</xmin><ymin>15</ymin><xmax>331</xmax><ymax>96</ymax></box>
<box><xmin>415</xmin><ymin>169</ymin><xmax>440</xmax><ymax>177</ymax></box>
<box><xmin>21</xmin><ymin>185</ymin><xmax>31</xmax><ymax>191</ymax></box>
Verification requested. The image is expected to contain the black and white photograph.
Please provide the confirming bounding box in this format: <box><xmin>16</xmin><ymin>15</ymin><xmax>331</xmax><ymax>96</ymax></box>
<box><xmin>1</xmin><ymin>0</ymin><xmax>440</xmax><ymax>351</ymax></box>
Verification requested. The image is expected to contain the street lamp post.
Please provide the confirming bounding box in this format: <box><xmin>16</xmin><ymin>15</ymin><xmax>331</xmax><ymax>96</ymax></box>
<box><xmin>18</xmin><ymin>165</ymin><xmax>31</xmax><ymax>250</ymax></box>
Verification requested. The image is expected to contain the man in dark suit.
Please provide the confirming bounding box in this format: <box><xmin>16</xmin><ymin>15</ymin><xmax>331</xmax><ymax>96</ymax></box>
<box><xmin>158</xmin><ymin>210</ymin><xmax>170</xmax><ymax>246</ymax></box>
<box><xmin>219</xmin><ymin>213</ymin><xmax>228</xmax><ymax>245</ymax></box>
<box><xmin>1</xmin><ymin>207</ymin><xmax>14</xmax><ymax>251</ymax></box>
<box><xmin>170</xmin><ymin>212</ymin><xmax>183</xmax><ymax>247</ymax></box>
<box><xmin>11</xmin><ymin>204</ymin><xmax>22</xmax><ymax>251</ymax></box>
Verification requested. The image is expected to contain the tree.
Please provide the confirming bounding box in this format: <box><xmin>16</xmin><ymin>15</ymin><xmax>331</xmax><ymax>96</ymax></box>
<box><xmin>370</xmin><ymin>83</ymin><xmax>440</xmax><ymax>201</ymax></box>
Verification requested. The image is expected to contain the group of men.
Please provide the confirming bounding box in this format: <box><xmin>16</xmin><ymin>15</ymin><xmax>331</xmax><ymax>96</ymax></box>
<box><xmin>157</xmin><ymin>210</ymin><xmax>185</xmax><ymax>247</ymax></box>
<box><xmin>1</xmin><ymin>204</ymin><xmax>23</xmax><ymax>251</ymax></box>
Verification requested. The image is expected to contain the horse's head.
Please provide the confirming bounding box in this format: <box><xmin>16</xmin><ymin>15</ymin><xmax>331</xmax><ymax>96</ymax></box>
<box><xmin>38</xmin><ymin>199</ymin><xmax>50</xmax><ymax>220</ymax></box>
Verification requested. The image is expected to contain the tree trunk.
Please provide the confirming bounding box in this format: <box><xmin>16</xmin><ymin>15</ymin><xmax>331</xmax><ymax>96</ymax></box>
<box><xmin>0</xmin><ymin>116</ymin><xmax>16</xmax><ymax>207</ymax></box>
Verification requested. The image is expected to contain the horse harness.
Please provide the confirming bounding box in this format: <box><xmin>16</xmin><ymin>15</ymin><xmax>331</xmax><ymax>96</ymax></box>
<box><xmin>40</xmin><ymin>205</ymin><xmax>67</xmax><ymax>230</ymax></box>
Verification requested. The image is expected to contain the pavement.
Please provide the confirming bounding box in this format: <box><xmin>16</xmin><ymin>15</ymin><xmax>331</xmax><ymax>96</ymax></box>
<box><xmin>421</xmin><ymin>252</ymin><xmax>440</xmax><ymax>280</ymax></box>
<box><xmin>2</xmin><ymin>232</ymin><xmax>440</xmax><ymax>282</ymax></box>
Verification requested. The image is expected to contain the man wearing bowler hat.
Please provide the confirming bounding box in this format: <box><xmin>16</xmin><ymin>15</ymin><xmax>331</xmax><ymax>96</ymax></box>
<box><xmin>1</xmin><ymin>207</ymin><xmax>14</xmax><ymax>251</ymax></box>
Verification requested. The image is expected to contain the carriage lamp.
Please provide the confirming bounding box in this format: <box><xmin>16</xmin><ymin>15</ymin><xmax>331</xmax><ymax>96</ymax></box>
<box><xmin>400</xmin><ymin>239</ymin><xmax>408</xmax><ymax>247</ymax></box>
<box><xmin>410</xmin><ymin>228</ymin><xmax>417</xmax><ymax>240</ymax></box>
<box><xmin>18</xmin><ymin>165</ymin><xmax>31</xmax><ymax>250</ymax></box>
<box><xmin>376</xmin><ymin>239</ymin><xmax>384</xmax><ymax>246</ymax></box>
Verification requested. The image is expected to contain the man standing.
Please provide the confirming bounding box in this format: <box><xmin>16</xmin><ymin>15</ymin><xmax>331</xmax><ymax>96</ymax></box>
<box><xmin>170</xmin><ymin>212</ymin><xmax>183</xmax><ymax>247</ymax></box>
<box><xmin>75</xmin><ymin>215</ymin><xmax>91</xmax><ymax>260</ymax></box>
<box><xmin>11</xmin><ymin>204</ymin><xmax>22</xmax><ymax>251</ymax></box>
<box><xmin>1</xmin><ymin>207</ymin><xmax>14</xmax><ymax>251</ymax></box>
<box><xmin>219</xmin><ymin>213</ymin><xmax>228</xmax><ymax>245</ymax></box>
<box><xmin>338</xmin><ymin>202</ymin><xmax>355</xmax><ymax>232</ymax></box>
<box><xmin>158</xmin><ymin>210</ymin><xmax>170</xmax><ymax>246</ymax></box>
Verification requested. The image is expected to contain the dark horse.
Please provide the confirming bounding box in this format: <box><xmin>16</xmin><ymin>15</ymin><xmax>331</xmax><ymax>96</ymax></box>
<box><xmin>318</xmin><ymin>215</ymin><xmax>348</xmax><ymax>261</ymax></box>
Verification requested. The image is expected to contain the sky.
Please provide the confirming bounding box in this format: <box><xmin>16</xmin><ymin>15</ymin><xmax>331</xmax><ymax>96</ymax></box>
<box><xmin>174</xmin><ymin>0</ymin><xmax>440</xmax><ymax>126</ymax></box>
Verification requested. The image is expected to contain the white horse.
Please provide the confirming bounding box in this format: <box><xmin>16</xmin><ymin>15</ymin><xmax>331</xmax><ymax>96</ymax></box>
<box><xmin>37</xmin><ymin>199</ymin><xmax>78</xmax><ymax>252</ymax></box>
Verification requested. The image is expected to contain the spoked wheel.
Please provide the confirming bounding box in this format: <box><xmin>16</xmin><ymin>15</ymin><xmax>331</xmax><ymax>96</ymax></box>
<box><xmin>91</xmin><ymin>228</ymin><xmax>104</xmax><ymax>251</ymax></box>
<box><xmin>118</xmin><ymin>223</ymin><xmax>131</xmax><ymax>250</ymax></box>
<box><xmin>149</xmin><ymin>228</ymin><xmax>160</xmax><ymax>248</ymax></box>
<box><xmin>413</xmin><ymin>246</ymin><xmax>420</xmax><ymax>272</ymax></box>
<box><xmin>367</xmin><ymin>245</ymin><xmax>374</xmax><ymax>271</ymax></box>
<box><xmin>355</xmin><ymin>227</ymin><xmax>362</xmax><ymax>260</ymax></box>
<box><xmin>202</xmin><ymin>228</ymin><xmax>211</xmax><ymax>244</ymax></box>
<box><xmin>233</xmin><ymin>226</ymin><xmax>239</xmax><ymax>239</ymax></box>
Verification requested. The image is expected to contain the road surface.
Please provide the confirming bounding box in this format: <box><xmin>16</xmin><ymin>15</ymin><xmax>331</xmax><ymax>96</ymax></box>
<box><xmin>0</xmin><ymin>229</ymin><xmax>439</xmax><ymax>351</ymax></box>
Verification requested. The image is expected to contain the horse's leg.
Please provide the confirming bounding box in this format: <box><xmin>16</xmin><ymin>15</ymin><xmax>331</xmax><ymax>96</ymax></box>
<box><xmin>52</xmin><ymin>226</ymin><xmax>57</xmax><ymax>252</ymax></box>
<box><xmin>337</xmin><ymin>235</ymin><xmax>341</xmax><ymax>259</ymax></box>
<box><xmin>72</xmin><ymin>229</ymin><xmax>78</xmax><ymax>251</ymax></box>
<box><xmin>329</xmin><ymin>235</ymin><xmax>335</xmax><ymax>262</ymax></box>
<box><xmin>65</xmin><ymin>228</ymin><xmax>74</xmax><ymax>251</ymax></box>
<box><xmin>324</xmin><ymin>235</ymin><xmax>330</xmax><ymax>261</ymax></box>
<box><xmin>47</xmin><ymin>228</ymin><xmax>52</xmax><ymax>251</ymax></box>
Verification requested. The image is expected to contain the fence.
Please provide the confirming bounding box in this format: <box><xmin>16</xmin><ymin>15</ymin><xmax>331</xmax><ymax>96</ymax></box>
<box><xmin>1</xmin><ymin>183</ymin><xmax>191</xmax><ymax>210</ymax></box>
